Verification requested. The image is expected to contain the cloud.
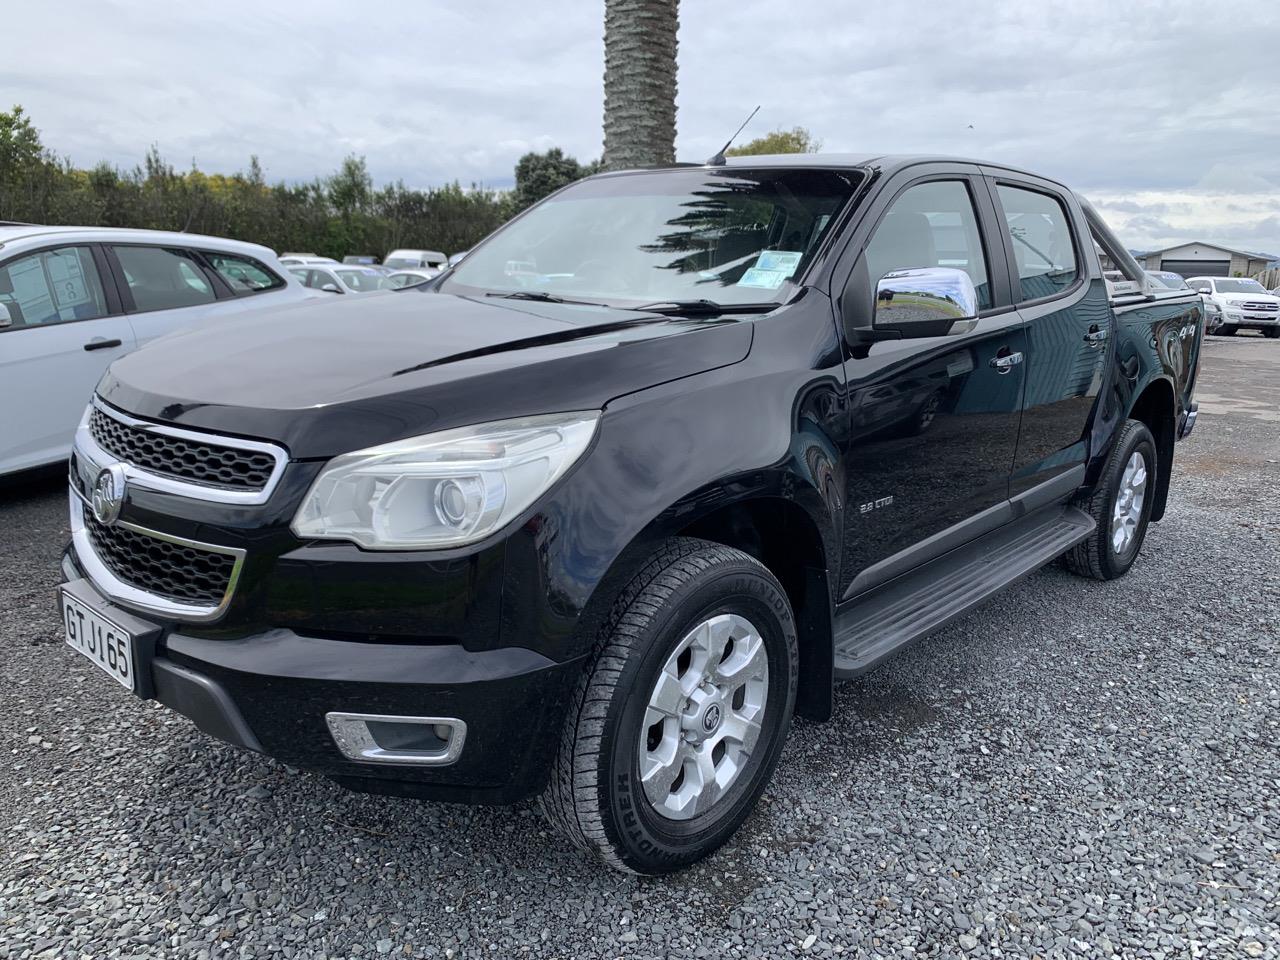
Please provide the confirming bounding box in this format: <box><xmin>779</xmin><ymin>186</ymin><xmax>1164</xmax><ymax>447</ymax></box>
<box><xmin>5</xmin><ymin>0</ymin><xmax>1280</xmax><ymax>250</ymax></box>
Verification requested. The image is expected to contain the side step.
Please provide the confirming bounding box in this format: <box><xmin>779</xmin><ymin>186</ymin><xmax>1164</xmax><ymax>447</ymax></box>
<box><xmin>833</xmin><ymin>505</ymin><xmax>1095</xmax><ymax>679</ymax></box>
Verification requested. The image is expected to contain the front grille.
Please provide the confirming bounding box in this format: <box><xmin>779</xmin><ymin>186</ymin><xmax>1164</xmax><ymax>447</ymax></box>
<box><xmin>1242</xmin><ymin>301</ymin><xmax>1278</xmax><ymax>311</ymax></box>
<box><xmin>81</xmin><ymin>505</ymin><xmax>236</xmax><ymax>606</ymax></box>
<box><xmin>89</xmin><ymin>406</ymin><xmax>276</xmax><ymax>490</ymax></box>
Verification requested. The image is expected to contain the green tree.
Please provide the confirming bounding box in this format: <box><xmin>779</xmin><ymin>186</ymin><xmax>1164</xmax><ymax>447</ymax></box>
<box><xmin>727</xmin><ymin>127</ymin><xmax>822</xmax><ymax>157</ymax></box>
<box><xmin>602</xmin><ymin>0</ymin><xmax>679</xmax><ymax>170</ymax></box>
<box><xmin>512</xmin><ymin>148</ymin><xmax>599</xmax><ymax>212</ymax></box>
<box><xmin>0</xmin><ymin>105</ymin><xmax>52</xmax><ymax>220</ymax></box>
<box><xmin>0</xmin><ymin>107</ymin><xmax>520</xmax><ymax>260</ymax></box>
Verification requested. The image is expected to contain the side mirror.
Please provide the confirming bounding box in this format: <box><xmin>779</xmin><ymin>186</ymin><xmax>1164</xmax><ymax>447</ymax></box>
<box><xmin>321</xmin><ymin>283</ymin><xmax>342</xmax><ymax>294</ymax></box>
<box><xmin>874</xmin><ymin>267</ymin><xmax>979</xmax><ymax>338</ymax></box>
<box><xmin>1195</xmin><ymin>287</ymin><xmax>1211</xmax><ymax>295</ymax></box>
<box><xmin>0</xmin><ymin>301</ymin><xmax>15</xmax><ymax>329</ymax></box>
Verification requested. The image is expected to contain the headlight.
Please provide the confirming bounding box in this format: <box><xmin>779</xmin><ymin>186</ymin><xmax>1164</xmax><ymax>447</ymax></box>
<box><xmin>292</xmin><ymin>412</ymin><xmax>599</xmax><ymax>549</ymax></box>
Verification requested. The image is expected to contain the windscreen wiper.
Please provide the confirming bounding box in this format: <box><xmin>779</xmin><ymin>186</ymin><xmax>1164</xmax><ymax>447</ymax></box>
<box><xmin>631</xmin><ymin>299</ymin><xmax>779</xmax><ymax>316</ymax></box>
<box><xmin>484</xmin><ymin>290</ymin><xmax>607</xmax><ymax>307</ymax></box>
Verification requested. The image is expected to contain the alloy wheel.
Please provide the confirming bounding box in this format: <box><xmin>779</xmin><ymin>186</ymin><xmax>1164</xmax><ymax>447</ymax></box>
<box><xmin>637</xmin><ymin>613</ymin><xmax>769</xmax><ymax>820</ymax></box>
<box><xmin>1111</xmin><ymin>450</ymin><xmax>1148</xmax><ymax>554</ymax></box>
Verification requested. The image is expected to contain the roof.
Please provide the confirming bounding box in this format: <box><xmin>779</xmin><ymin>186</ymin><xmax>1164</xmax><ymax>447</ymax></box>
<box><xmin>0</xmin><ymin>224</ymin><xmax>277</xmax><ymax>259</ymax></box>
<box><xmin>598</xmin><ymin>152</ymin><xmax>1049</xmax><ymax>179</ymax></box>
<box><xmin>1137</xmin><ymin>240</ymin><xmax>1280</xmax><ymax>262</ymax></box>
<box><xmin>593</xmin><ymin>153</ymin><xmax>1071</xmax><ymax>194</ymax></box>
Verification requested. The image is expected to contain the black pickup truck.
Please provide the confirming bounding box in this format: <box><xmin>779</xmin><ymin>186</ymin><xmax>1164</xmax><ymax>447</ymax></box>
<box><xmin>58</xmin><ymin>155</ymin><xmax>1202</xmax><ymax>875</ymax></box>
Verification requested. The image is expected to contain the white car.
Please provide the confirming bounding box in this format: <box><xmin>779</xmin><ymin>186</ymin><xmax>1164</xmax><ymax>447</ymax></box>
<box><xmin>0</xmin><ymin>225</ymin><xmax>310</xmax><ymax>477</ymax></box>
<box><xmin>382</xmin><ymin>248</ymin><xmax>448</xmax><ymax>272</ymax></box>
<box><xmin>279</xmin><ymin>253</ymin><xmax>338</xmax><ymax>267</ymax></box>
<box><xmin>287</xmin><ymin>264</ymin><xmax>396</xmax><ymax>295</ymax></box>
<box><xmin>386</xmin><ymin>269</ymin><xmax>438</xmax><ymax>289</ymax></box>
<box><xmin>1186</xmin><ymin>276</ymin><xmax>1280</xmax><ymax>338</ymax></box>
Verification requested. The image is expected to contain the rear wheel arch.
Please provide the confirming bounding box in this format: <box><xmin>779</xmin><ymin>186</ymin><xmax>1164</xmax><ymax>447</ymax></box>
<box><xmin>1125</xmin><ymin>377</ymin><xmax>1176</xmax><ymax>522</ymax></box>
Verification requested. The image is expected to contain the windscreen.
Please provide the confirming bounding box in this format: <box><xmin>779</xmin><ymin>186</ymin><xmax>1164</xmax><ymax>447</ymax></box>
<box><xmin>1149</xmin><ymin>271</ymin><xmax>1189</xmax><ymax>290</ymax></box>
<box><xmin>442</xmin><ymin>168</ymin><xmax>862</xmax><ymax>308</ymax></box>
<box><xmin>336</xmin><ymin>269</ymin><xmax>394</xmax><ymax>292</ymax></box>
<box><xmin>1214</xmin><ymin>278</ymin><xmax>1266</xmax><ymax>294</ymax></box>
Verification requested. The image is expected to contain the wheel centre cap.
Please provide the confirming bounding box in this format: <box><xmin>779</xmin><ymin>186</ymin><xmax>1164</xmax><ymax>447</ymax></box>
<box><xmin>702</xmin><ymin>702</ymin><xmax>723</xmax><ymax>734</ymax></box>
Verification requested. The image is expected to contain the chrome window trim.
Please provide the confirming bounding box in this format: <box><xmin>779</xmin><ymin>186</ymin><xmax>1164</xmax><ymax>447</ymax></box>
<box><xmin>68</xmin><ymin>486</ymin><xmax>245</xmax><ymax>623</ymax></box>
<box><xmin>83</xmin><ymin>396</ymin><xmax>289</xmax><ymax>505</ymax></box>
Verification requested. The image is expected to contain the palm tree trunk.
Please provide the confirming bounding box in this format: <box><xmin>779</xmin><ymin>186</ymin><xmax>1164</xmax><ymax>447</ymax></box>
<box><xmin>602</xmin><ymin>0</ymin><xmax>679</xmax><ymax>170</ymax></box>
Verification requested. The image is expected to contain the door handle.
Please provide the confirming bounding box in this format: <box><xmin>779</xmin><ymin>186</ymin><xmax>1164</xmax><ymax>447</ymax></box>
<box><xmin>1083</xmin><ymin>330</ymin><xmax>1109</xmax><ymax>345</ymax></box>
<box><xmin>989</xmin><ymin>351</ymin><xmax>1023</xmax><ymax>373</ymax></box>
<box><xmin>83</xmin><ymin>339</ymin><xmax>123</xmax><ymax>352</ymax></box>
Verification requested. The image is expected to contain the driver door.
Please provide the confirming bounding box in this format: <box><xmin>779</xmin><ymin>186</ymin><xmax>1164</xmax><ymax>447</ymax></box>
<box><xmin>835</xmin><ymin>172</ymin><xmax>1027</xmax><ymax>599</ymax></box>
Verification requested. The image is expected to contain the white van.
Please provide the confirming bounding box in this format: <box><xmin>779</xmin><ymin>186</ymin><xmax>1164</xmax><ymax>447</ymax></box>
<box><xmin>0</xmin><ymin>225</ymin><xmax>310</xmax><ymax>477</ymax></box>
<box><xmin>383</xmin><ymin>248</ymin><xmax>448</xmax><ymax>272</ymax></box>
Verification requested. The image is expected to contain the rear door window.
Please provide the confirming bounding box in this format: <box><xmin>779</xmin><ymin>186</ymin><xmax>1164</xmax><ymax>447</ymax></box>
<box><xmin>995</xmin><ymin>185</ymin><xmax>1079</xmax><ymax>301</ymax></box>
<box><xmin>0</xmin><ymin>246</ymin><xmax>109</xmax><ymax>328</ymax></box>
<box><xmin>112</xmin><ymin>246</ymin><xmax>217</xmax><ymax>312</ymax></box>
<box><xmin>204</xmin><ymin>252</ymin><xmax>284</xmax><ymax>294</ymax></box>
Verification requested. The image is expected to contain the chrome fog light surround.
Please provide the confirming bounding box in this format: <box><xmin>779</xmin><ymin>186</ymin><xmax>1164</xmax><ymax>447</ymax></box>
<box><xmin>325</xmin><ymin>712</ymin><xmax>467</xmax><ymax>765</ymax></box>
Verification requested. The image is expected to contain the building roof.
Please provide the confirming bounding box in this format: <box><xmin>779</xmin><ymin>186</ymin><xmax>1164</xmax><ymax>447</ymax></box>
<box><xmin>1137</xmin><ymin>240</ymin><xmax>1279</xmax><ymax>262</ymax></box>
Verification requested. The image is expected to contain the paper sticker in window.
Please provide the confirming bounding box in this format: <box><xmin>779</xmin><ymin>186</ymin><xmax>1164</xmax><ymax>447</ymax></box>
<box><xmin>47</xmin><ymin>252</ymin><xmax>91</xmax><ymax>309</ymax></box>
<box><xmin>738</xmin><ymin>267</ymin><xmax>789</xmax><ymax>289</ymax></box>
<box><xmin>737</xmin><ymin>250</ymin><xmax>802</xmax><ymax>289</ymax></box>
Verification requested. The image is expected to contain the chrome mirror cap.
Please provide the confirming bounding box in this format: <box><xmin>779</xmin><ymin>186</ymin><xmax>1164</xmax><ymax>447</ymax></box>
<box><xmin>874</xmin><ymin>267</ymin><xmax>979</xmax><ymax>336</ymax></box>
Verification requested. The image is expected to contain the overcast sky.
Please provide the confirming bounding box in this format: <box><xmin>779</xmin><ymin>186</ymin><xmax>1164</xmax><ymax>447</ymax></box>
<box><xmin>5</xmin><ymin>0</ymin><xmax>1279</xmax><ymax>254</ymax></box>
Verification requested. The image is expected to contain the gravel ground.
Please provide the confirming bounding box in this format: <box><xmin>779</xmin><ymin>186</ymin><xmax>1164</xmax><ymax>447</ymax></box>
<box><xmin>1</xmin><ymin>336</ymin><xmax>1277</xmax><ymax>959</ymax></box>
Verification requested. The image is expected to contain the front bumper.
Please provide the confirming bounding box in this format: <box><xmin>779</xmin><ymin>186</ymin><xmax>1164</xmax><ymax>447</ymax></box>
<box><xmin>59</xmin><ymin>556</ymin><xmax>584</xmax><ymax>804</ymax></box>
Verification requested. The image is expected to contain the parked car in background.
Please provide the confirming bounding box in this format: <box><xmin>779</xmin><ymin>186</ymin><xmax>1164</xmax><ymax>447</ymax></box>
<box><xmin>383</xmin><ymin>249</ymin><xmax>448</xmax><ymax>272</ymax></box>
<box><xmin>1146</xmin><ymin>270</ymin><xmax>1191</xmax><ymax>291</ymax></box>
<box><xmin>386</xmin><ymin>269</ymin><xmax>437</xmax><ymax>289</ymax></box>
<box><xmin>279</xmin><ymin>254</ymin><xmax>339</xmax><ymax>267</ymax></box>
<box><xmin>342</xmin><ymin>255</ymin><xmax>379</xmax><ymax>265</ymax></box>
<box><xmin>0</xmin><ymin>225</ymin><xmax>309</xmax><ymax>477</ymax></box>
<box><xmin>288</xmin><ymin>264</ymin><xmax>396</xmax><ymax>295</ymax></box>
<box><xmin>1187</xmin><ymin>276</ymin><xmax>1279</xmax><ymax>337</ymax></box>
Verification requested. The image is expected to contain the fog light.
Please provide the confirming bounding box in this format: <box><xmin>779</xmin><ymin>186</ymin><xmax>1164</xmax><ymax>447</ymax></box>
<box><xmin>326</xmin><ymin>712</ymin><xmax>467</xmax><ymax>765</ymax></box>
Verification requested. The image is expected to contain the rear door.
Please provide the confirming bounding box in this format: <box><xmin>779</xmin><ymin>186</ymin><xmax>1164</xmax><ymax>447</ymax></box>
<box><xmin>984</xmin><ymin>172</ymin><xmax>1110</xmax><ymax>499</ymax></box>
<box><xmin>105</xmin><ymin>244</ymin><xmax>225</xmax><ymax>346</ymax></box>
<box><xmin>0</xmin><ymin>244</ymin><xmax>134</xmax><ymax>474</ymax></box>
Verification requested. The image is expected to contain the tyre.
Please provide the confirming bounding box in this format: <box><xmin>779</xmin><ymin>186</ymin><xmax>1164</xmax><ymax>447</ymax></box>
<box><xmin>1264</xmin><ymin>327</ymin><xmax>1279</xmax><ymax>339</ymax></box>
<box><xmin>1218</xmin><ymin>325</ymin><xmax>1237</xmax><ymax>336</ymax></box>
<box><xmin>541</xmin><ymin>537</ymin><xmax>798</xmax><ymax>875</ymax></box>
<box><xmin>1064</xmin><ymin>419</ymin><xmax>1156</xmax><ymax>581</ymax></box>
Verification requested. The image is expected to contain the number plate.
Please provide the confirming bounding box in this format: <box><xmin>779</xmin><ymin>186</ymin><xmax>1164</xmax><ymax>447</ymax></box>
<box><xmin>62</xmin><ymin>589</ymin><xmax>136</xmax><ymax>691</ymax></box>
